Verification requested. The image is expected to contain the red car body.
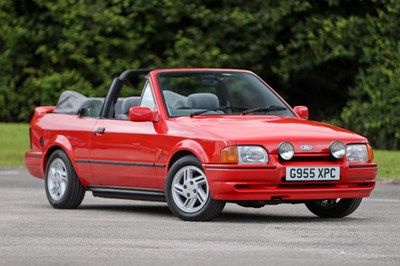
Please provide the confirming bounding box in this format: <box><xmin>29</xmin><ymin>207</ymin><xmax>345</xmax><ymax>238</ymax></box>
<box><xmin>25</xmin><ymin>69</ymin><xmax>377</xmax><ymax>221</ymax></box>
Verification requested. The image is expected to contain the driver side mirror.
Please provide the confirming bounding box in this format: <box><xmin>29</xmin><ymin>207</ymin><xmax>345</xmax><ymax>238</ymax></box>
<box><xmin>293</xmin><ymin>106</ymin><xmax>309</xmax><ymax>120</ymax></box>
<box><xmin>129</xmin><ymin>106</ymin><xmax>160</xmax><ymax>122</ymax></box>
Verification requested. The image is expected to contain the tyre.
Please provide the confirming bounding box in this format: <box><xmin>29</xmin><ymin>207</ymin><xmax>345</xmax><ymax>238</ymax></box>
<box><xmin>45</xmin><ymin>150</ymin><xmax>85</xmax><ymax>209</ymax></box>
<box><xmin>165</xmin><ymin>155</ymin><xmax>225</xmax><ymax>221</ymax></box>
<box><xmin>305</xmin><ymin>198</ymin><xmax>362</xmax><ymax>218</ymax></box>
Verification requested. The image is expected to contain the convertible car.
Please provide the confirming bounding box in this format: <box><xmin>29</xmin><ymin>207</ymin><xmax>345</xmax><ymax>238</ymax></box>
<box><xmin>25</xmin><ymin>68</ymin><xmax>377</xmax><ymax>221</ymax></box>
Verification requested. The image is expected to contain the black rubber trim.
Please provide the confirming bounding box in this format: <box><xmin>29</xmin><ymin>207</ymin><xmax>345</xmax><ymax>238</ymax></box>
<box><xmin>204</xmin><ymin>165</ymin><xmax>277</xmax><ymax>170</ymax></box>
<box><xmin>348</xmin><ymin>164</ymin><xmax>378</xmax><ymax>169</ymax></box>
<box><xmin>25</xmin><ymin>154</ymin><xmax>43</xmax><ymax>158</ymax></box>
<box><xmin>89</xmin><ymin>186</ymin><xmax>165</xmax><ymax>202</ymax></box>
<box><xmin>75</xmin><ymin>159</ymin><xmax>165</xmax><ymax>168</ymax></box>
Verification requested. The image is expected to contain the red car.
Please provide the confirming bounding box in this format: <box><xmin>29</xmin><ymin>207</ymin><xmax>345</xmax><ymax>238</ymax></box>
<box><xmin>25</xmin><ymin>69</ymin><xmax>377</xmax><ymax>221</ymax></box>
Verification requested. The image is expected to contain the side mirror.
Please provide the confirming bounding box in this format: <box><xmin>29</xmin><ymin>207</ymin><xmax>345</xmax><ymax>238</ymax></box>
<box><xmin>293</xmin><ymin>106</ymin><xmax>309</xmax><ymax>120</ymax></box>
<box><xmin>129</xmin><ymin>106</ymin><xmax>159</xmax><ymax>122</ymax></box>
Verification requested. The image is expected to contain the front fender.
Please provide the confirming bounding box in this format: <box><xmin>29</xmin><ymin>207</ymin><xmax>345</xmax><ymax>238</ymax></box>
<box><xmin>171</xmin><ymin>139</ymin><xmax>210</xmax><ymax>163</ymax></box>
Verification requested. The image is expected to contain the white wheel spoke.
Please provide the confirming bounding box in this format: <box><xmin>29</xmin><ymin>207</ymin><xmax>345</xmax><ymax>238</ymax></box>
<box><xmin>171</xmin><ymin>165</ymin><xmax>210</xmax><ymax>213</ymax></box>
<box><xmin>50</xmin><ymin>167</ymin><xmax>56</xmax><ymax>177</ymax></box>
<box><xmin>60</xmin><ymin>172</ymin><xmax>67</xmax><ymax>182</ymax></box>
<box><xmin>60</xmin><ymin>182</ymin><xmax>67</xmax><ymax>194</ymax></box>
<box><xmin>183</xmin><ymin>197</ymin><xmax>197</xmax><ymax>209</ymax></box>
<box><xmin>329</xmin><ymin>199</ymin><xmax>337</xmax><ymax>205</ymax></box>
<box><xmin>182</xmin><ymin>197</ymin><xmax>189</xmax><ymax>207</ymax></box>
<box><xmin>193</xmin><ymin>175</ymin><xmax>206</xmax><ymax>185</ymax></box>
<box><xmin>197</xmin><ymin>188</ymin><xmax>207</xmax><ymax>204</ymax></box>
<box><xmin>50</xmin><ymin>185</ymin><xmax>58</xmax><ymax>195</ymax></box>
<box><xmin>47</xmin><ymin>158</ymin><xmax>68</xmax><ymax>201</ymax></box>
<box><xmin>173</xmin><ymin>184</ymin><xmax>185</xmax><ymax>196</ymax></box>
<box><xmin>183</xmin><ymin>169</ymin><xmax>191</xmax><ymax>181</ymax></box>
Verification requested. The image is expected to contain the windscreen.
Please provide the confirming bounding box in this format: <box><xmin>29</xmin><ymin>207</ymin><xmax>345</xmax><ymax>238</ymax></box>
<box><xmin>158</xmin><ymin>71</ymin><xmax>294</xmax><ymax>117</ymax></box>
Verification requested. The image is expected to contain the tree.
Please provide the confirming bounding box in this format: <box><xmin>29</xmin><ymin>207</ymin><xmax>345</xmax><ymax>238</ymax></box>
<box><xmin>274</xmin><ymin>0</ymin><xmax>400</xmax><ymax>149</ymax></box>
<box><xmin>0</xmin><ymin>0</ymin><xmax>398</xmax><ymax>149</ymax></box>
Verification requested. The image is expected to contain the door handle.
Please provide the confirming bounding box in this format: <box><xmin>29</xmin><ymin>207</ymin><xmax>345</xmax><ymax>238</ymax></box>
<box><xmin>94</xmin><ymin>127</ymin><xmax>105</xmax><ymax>135</ymax></box>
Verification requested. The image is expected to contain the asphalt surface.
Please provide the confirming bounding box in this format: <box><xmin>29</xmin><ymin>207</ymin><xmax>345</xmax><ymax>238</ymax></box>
<box><xmin>0</xmin><ymin>168</ymin><xmax>399</xmax><ymax>266</ymax></box>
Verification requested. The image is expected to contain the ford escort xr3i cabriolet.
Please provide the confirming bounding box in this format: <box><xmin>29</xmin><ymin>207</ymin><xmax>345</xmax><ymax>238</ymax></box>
<box><xmin>25</xmin><ymin>69</ymin><xmax>377</xmax><ymax>221</ymax></box>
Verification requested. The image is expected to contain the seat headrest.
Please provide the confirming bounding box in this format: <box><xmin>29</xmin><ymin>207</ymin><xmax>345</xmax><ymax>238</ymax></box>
<box><xmin>186</xmin><ymin>93</ymin><xmax>219</xmax><ymax>110</ymax></box>
<box><xmin>121</xmin><ymin>97</ymin><xmax>141</xmax><ymax>114</ymax></box>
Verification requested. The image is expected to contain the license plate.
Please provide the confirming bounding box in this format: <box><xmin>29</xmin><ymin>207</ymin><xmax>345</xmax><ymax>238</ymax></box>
<box><xmin>285</xmin><ymin>167</ymin><xmax>340</xmax><ymax>181</ymax></box>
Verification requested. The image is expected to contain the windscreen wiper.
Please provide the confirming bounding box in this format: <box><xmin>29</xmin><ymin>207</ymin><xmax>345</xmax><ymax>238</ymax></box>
<box><xmin>189</xmin><ymin>109</ymin><xmax>211</xmax><ymax>117</ymax></box>
<box><xmin>241</xmin><ymin>106</ymin><xmax>287</xmax><ymax>115</ymax></box>
<box><xmin>189</xmin><ymin>105</ymin><xmax>251</xmax><ymax>117</ymax></box>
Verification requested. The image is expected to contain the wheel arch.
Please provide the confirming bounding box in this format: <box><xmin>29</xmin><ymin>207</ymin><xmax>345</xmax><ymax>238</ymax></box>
<box><xmin>42</xmin><ymin>135</ymin><xmax>79</xmax><ymax>182</ymax></box>
<box><xmin>167</xmin><ymin>150</ymin><xmax>195</xmax><ymax>171</ymax></box>
<box><xmin>166</xmin><ymin>139</ymin><xmax>210</xmax><ymax>171</ymax></box>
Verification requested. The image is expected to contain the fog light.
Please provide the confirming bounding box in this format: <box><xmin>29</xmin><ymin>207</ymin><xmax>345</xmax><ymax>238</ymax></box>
<box><xmin>278</xmin><ymin>142</ymin><xmax>294</xmax><ymax>161</ymax></box>
<box><xmin>330</xmin><ymin>141</ymin><xmax>346</xmax><ymax>159</ymax></box>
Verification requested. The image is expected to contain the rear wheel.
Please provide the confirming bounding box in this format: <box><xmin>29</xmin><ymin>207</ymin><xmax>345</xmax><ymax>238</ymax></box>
<box><xmin>45</xmin><ymin>150</ymin><xmax>85</xmax><ymax>209</ymax></box>
<box><xmin>305</xmin><ymin>198</ymin><xmax>362</xmax><ymax>218</ymax></box>
<box><xmin>165</xmin><ymin>155</ymin><xmax>225</xmax><ymax>221</ymax></box>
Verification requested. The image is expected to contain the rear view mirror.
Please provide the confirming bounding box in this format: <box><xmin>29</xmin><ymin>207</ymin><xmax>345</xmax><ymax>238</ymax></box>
<box><xmin>129</xmin><ymin>107</ymin><xmax>159</xmax><ymax>122</ymax></box>
<box><xmin>293</xmin><ymin>106</ymin><xmax>309</xmax><ymax>120</ymax></box>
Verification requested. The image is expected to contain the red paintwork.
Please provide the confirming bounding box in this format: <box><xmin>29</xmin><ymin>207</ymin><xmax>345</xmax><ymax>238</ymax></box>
<box><xmin>129</xmin><ymin>106</ymin><xmax>159</xmax><ymax>122</ymax></box>
<box><xmin>25</xmin><ymin>68</ymin><xmax>377</xmax><ymax>202</ymax></box>
<box><xmin>293</xmin><ymin>106</ymin><xmax>309</xmax><ymax>120</ymax></box>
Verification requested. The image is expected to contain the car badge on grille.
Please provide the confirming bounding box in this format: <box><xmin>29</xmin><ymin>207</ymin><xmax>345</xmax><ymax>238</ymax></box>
<box><xmin>300</xmin><ymin>145</ymin><xmax>313</xmax><ymax>151</ymax></box>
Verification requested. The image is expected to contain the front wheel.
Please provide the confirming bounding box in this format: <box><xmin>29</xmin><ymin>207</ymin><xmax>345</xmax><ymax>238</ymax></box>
<box><xmin>45</xmin><ymin>150</ymin><xmax>85</xmax><ymax>209</ymax></box>
<box><xmin>305</xmin><ymin>198</ymin><xmax>362</xmax><ymax>218</ymax></box>
<box><xmin>165</xmin><ymin>155</ymin><xmax>225</xmax><ymax>221</ymax></box>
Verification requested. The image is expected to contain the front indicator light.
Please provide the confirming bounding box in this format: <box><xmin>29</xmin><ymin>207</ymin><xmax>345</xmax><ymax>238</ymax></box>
<box><xmin>221</xmin><ymin>146</ymin><xmax>268</xmax><ymax>164</ymax></box>
<box><xmin>367</xmin><ymin>144</ymin><xmax>374</xmax><ymax>162</ymax></box>
<box><xmin>278</xmin><ymin>142</ymin><xmax>295</xmax><ymax>161</ymax></box>
<box><xmin>221</xmin><ymin>146</ymin><xmax>238</xmax><ymax>163</ymax></box>
<box><xmin>330</xmin><ymin>141</ymin><xmax>346</xmax><ymax>159</ymax></box>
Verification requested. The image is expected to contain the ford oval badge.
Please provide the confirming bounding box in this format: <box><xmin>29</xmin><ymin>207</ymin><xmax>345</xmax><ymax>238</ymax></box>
<box><xmin>301</xmin><ymin>145</ymin><xmax>313</xmax><ymax>151</ymax></box>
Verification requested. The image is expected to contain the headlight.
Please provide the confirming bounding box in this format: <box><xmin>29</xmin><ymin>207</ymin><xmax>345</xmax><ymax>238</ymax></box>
<box><xmin>330</xmin><ymin>141</ymin><xmax>346</xmax><ymax>159</ymax></box>
<box><xmin>278</xmin><ymin>142</ymin><xmax>294</xmax><ymax>161</ymax></box>
<box><xmin>221</xmin><ymin>146</ymin><xmax>268</xmax><ymax>164</ymax></box>
<box><xmin>238</xmin><ymin>146</ymin><xmax>268</xmax><ymax>164</ymax></box>
<box><xmin>346</xmin><ymin>144</ymin><xmax>368</xmax><ymax>162</ymax></box>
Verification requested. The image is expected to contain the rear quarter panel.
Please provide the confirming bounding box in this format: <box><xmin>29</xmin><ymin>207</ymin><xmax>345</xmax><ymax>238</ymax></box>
<box><xmin>27</xmin><ymin>111</ymin><xmax>97</xmax><ymax>186</ymax></box>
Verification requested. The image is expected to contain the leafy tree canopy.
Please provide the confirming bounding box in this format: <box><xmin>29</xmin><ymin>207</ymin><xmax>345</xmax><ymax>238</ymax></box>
<box><xmin>0</xmin><ymin>0</ymin><xmax>398</xmax><ymax>149</ymax></box>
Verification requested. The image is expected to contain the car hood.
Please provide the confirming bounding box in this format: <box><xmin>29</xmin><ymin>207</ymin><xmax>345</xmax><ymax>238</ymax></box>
<box><xmin>172</xmin><ymin>115</ymin><xmax>367</xmax><ymax>154</ymax></box>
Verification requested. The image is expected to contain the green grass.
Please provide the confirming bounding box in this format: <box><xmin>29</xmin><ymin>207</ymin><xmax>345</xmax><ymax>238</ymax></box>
<box><xmin>374</xmin><ymin>150</ymin><xmax>400</xmax><ymax>179</ymax></box>
<box><xmin>0</xmin><ymin>123</ymin><xmax>30</xmax><ymax>166</ymax></box>
<box><xmin>0</xmin><ymin>123</ymin><xmax>399</xmax><ymax>178</ymax></box>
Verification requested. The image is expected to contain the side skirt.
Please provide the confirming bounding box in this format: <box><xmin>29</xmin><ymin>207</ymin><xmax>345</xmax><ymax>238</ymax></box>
<box><xmin>88</xmin><ymin>186</ymin><xmax>166</xmax><ymax>202</ymax></box>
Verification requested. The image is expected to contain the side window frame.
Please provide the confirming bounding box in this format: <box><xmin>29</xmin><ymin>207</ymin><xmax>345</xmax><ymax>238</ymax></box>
<box><xmin>139</xmin><ymin>81</ymin><xmax>156</xmax><ymax>110</ymax></box>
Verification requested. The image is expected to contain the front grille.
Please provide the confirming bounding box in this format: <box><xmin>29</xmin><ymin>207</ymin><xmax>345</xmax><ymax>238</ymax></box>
<box><xmin>288</xmin><ymin>155</ymin><xmax>335</xmax><ymax>162</ymax></box>
<box><xmin>271</xmin><ymin>152</ymin><xmax>339</xmax><ymax>165</ymax></box>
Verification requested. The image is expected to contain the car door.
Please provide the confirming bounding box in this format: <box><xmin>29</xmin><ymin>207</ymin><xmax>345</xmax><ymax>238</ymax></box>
<box><xmin>88</xmin><ymin>83</ymin><xmax>160</xmax><ymax>189</ymax></box>
<box><xmin>89</xmin><ymin>119</ymin><xmax>159</xmax><ymax>189</ymax></box>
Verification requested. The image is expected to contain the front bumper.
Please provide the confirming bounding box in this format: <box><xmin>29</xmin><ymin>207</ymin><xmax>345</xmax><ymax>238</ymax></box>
<box><xmin>203</xmin><ymin>162</ymin><xmax>377</xmax><ymax>201</ymax></box>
